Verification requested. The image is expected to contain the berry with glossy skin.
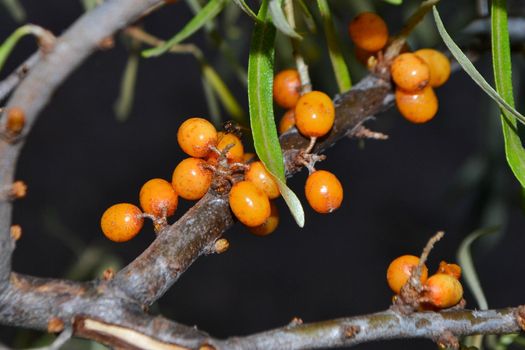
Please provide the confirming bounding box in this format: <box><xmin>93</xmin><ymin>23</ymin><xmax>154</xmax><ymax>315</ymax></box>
<box><xmin>395</xmin><ymin>85</ymin><xmax>438</xmax><ymax>124</ymax></box>
<box><xmin>245</xmin><ymin>161</ymin><xmax>280</xmax><ymax>199</ymax></box>
<box><xmin>437</xmin><ymin>261</ymin><xmax>462</xmax><ymax>280</ymax></box>
<box><xmin>279</xmin><ymin>109</ymin><xmax>296</xmax><ymax>134</ymax></box>
<box><xmin>139</xmin><ymin>178</ymin><xmax>178</xmax><ymax>217</ymax></box>
<box><xmin>177</xmin><ymin>117</ymin><xmax>218</xmax><ymax>158</ymax></box>
<box><xmin>414</xmin><ymin>49</ymin><xmax>451</xmax><ymax>88</ymax></box>
<box><xmin>386</xmin><ymin>255</ymin><xmax>429</xmax><ymax>294</ymax></box>
<box><xmin>249</xmin><ymin>201</ymin><xmax>279</xmax><ymax>236</ymax></box>
<box><xmin>391</xmin><ymin>53</ymin><xmax>430</xmax><ymax>92</ymax></box>
<box><xmin>229</xmin><ymin>180</ymin><xmax>271</xmax><ymax>227</ymax></box>
<box><xmin>207</xmin><ymin>132</ymin><xmax>244</xmax><ymax>164</ymax></box>
<box><xmin>101</xmin><ymin>203</ymin><xmax>144</xmax><ymax>242</ymax></box>
<box><xmin>424</xmin><ymin>273</ymin><xmax>463</xmax><ymax>309</ymax></box>
<box><xmin>295</xmin><ymin>91</ymin><xmax>335</xmax><ymax>138</ymax></box>
<box><xmin>305</xmin><ymin>170</ymin><xmax>343</xmax><ymax>214</ymax></box>
<box><xmin>172</xmin><ymin>158</ymin><xmax>212</xmax><ymax>200</ymax></box>
<box><xmin>348</xmin><ymin>12</ymin><xmax>389</xmax><ymax>52</ymax></box>
<box><xmin>273</xmin><ymin>69</ymin><xmax>301</xmax><ymax>109</ymax></box>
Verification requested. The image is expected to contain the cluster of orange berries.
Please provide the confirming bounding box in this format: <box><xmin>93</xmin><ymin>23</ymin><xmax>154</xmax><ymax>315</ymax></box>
<box><xmin>348</xmin><ymin>12</ymin><xmax>451</xmax><ymax>124</ymax></box>
<box><xmin>100</xmin><ymin>117</ymin><xmax>287</xmax><ymax>242</ymax></box>
<box><xmin>273</xmin><ymin>69</ymin><xmax>343</xmax><ymax>214</ymax></box>
<box><xmin>387</xmin><ymin>255</ymin><xmax>463</xmax><ymax>309</ymax></box>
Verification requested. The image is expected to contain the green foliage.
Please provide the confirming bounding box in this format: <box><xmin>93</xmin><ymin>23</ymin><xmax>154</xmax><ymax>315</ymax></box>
<box><xmin>248</xmin><ymin>0</ymin><xmax>304</xmax><ymax>227</ymax></box>
<box><xmin>268</xmin><ymin>0</ymin><xmax>302</xmax><ymax>39</ymax></box>
<box><xmin>1</xmin><ymin>0</ymin><xmax>26</xmax><ymax>22</ymax></box>
<box><xmin>231</xmin><ymin>0</ymin><xmax>259</xmax><ymax>22</ymax></box>
<box><xmin>114</xmin><ymin>39</ymin><xmax>140</xmax><ymax>121</ymax></box>
<box><xmin>0</xmin><ymin>25</ymin><xmax>36</xmax><ymax>73</ymax></box>
<box><xmin>383</xmin><ymin>0</ymin><xmax>402</xmax><ymax>4</ymax></box>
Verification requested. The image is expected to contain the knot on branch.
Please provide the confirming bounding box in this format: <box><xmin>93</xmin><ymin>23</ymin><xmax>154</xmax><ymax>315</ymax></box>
<box><xmin>434</xmin><ymin>330</ymin><xmax>459</xmax><ymax>350</ymax></box>
<box><xmin>2</xmin><ymin>180</ymin><xmax>27</xmax><ymax>201</ymax></box>
<box><xmin>343</xmin><ymin>324</ymin><xmax>361</xmax><ymax>339</ymax></box>
<box><xmin>47</xmin><ymin>317</ymin><xmax>65</xmax><ymax>333</ymax></box>
<box><xmin>516</xmin><ymin>305</ymin><xmax>525</xmax><ymax>331</ymax></box>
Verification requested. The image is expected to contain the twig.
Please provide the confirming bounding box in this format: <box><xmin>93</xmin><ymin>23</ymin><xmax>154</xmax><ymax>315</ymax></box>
<box><xmin>0</xmin><ymin>53</ymin><xmax>39</xmax><ymax>102</ymax></box>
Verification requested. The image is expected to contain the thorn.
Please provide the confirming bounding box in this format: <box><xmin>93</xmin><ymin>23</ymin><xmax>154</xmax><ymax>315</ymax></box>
<box><xmin>214</xmin><ymin>238</ymin><xmax>229</xmax><ymax>254</ymax></box>
<box><xmin>47</xmin><ymin>317</ymin><xmax>65</xmax><ymax>333</ymax></box>
<box><xmin>353</xmin><ymin>125</ymin><xmax>388</xmax><ymax>140</ymax></box>
<box><xmin>10</xmin><ymin>225</ymin><xmax>21</xmax><ymax>241</ymax></box>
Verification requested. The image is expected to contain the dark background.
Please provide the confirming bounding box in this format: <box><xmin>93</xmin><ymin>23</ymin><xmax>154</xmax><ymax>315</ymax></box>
<box><xmin>1</xmin><ymin>1</ymin><xmax>524</xmax><ymax>349</ymax></box>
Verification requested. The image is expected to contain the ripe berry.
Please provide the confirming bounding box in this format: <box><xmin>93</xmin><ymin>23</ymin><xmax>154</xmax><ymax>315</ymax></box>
<box><xmin>139</xmin><ymin>178</ymin><xmax>178</xmax><ymax>217</ymax></box>
<box><xmin>395</xmin><ymin>85</ymin><xmax>438</xmax><ymax>124</ymax></box>
<box><xmin>414</xmin><ymin>49</ymin><xmax>451</xmax><ymax>88</ymax></box>
<box><xmin>177</xmin><ymin>117</ymin><xmax>218</xmax><ymax>158</ymax></box>
<box><xmin>245</xmin><ymin>161</ymin><xmax>280</xmax><ymax>199</ymax></box>
<box><xmin>249</xmin><ymin>201</ymin><xmax>279</xmax><ymax>236</ymax></box>
<box><xmin>172</xmin><ymin>158</ymin><xmax>212</xmax><ymax>200</ymax></box>
<box><xmin>279</xmin><ymin>109</ymin><xmax>296</xmax><ymax>134</ymax></box>
<box><xmin>305</xmin><ymin>170</ymin><xmax>343</xmax><ymax>214</ymax></box>
<box><xmin>390</xmin><ymin>53</ymin><xmax>430</xmax><ymax>92</ymax></box>
<box><xmin>243</xmin><ymin>152</ymin><xmax>256</xmax><ymax>163</ymax></box>
<box><xmin>348</xmin><ymin>12</ymin><xmax>389</xmax><ymax>52</ymax></box>
<box><xmin>229</xmin><ymin>180</ymin><xmax>271</xmax><ymax>227</ymax></box>
<box><xmin>6</xmin><ymin>107</ymin><xmax>25</xmax><ymax>135</ymax></box>
<box><xmin>295</xmin><ymin>91</ymin><xmax>335</xmax><ymax>138</ymax></box>
<box><xmin>207</xmin><ymin>132</ymin><xmax>244</xmax><ymax>164</ymax></box>
<box><xmin>424</xmin><ymin>273</ymin><xmax>463</xmax><ymax>309</ymax></box>
<box><xmin>101</xmin><ymin>203</ymin><xmax>144</xmax><ymax>242</ymax></box>
<box><xmin>273</xmin><ymin>69</ymin><xmax>301</xmax><ymax>109</ymax></box>
<box><xmin>437</xmin><ymin>261</ymin><xmax>462</xmax><ymax>280</ymax></box>
<box><xmin>386</xmin><ymin>255</ymin><xmax>428</xmax><ymax>294</ymax></box>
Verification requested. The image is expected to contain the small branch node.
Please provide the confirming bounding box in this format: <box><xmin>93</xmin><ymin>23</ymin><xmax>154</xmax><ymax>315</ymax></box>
<box><xmin>343</xmin><ymin>325</ymin><xmax>361</xmax><ymax>338</ymax></box>
<box><xmin>47</xmin><ymin>317</ymin><xmax>65</xmax><ymax>333</ymax></box>
<box><xmin>353</xmin><ymin>125</ymin><xmax>389</xmax><ymax>140</ymax></box>
<box><xmin>287</xmin><ymin>317</ymin><xmax>303</xmax><ymax>328</ymax></box>
<box><xmin>102</xmin><ymin>268</ymin><xmax>115</xmax><ymax>281</ymax></box>
<box><xmin>214</xmin><ymin>238</ymin><xmax>229</xmax><ymax>254</ymax></box>
<box><xmin>10</xmin><ymin>224</ymin><xmax>22</xmax><ymax>241</ymax></box>
<box><xmin>516</xmin><ymin>305</ymin><xmax>525</xmax><ymax>331</ymax></box>
<box><xmin>435</xmin><ymin>330</ymin><xmax>459</xmax><ymax>350</ymax></box>
<box><xmin>199</xmin><ymin>344</ymin><xmax>216</xmax><ymax>350</ymax></box>
<box><xmin>98</xmin><ymin>36</ymin><xmax>115</xmax><ymax>50</ymax></box>
<box><xmin>3</xmin><ymin>180</ymin><xmax>27</xmax><ymax>200</ymax></box>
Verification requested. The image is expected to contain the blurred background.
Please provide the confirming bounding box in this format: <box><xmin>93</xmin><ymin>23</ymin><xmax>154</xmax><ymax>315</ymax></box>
<box><xmin>0</xmin><ymin>0</ymin><xmax>524</xmax><ymax>349</ymax></box>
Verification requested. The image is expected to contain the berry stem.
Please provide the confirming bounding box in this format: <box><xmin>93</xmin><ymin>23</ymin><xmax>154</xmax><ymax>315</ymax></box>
<box><xmin>410</xmin><ymin>231</ymin><xmax>445</xmax><ymax>291</ymax></box>
<box><xmin>304</xmin><ymin>136</ymin><xmax>317</xmax><ymax>154</ymax></box>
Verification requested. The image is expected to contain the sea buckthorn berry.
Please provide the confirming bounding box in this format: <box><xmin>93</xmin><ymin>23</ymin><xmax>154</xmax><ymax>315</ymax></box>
<box><xmin>424</xmin><ymin>273</ymin><xmax>463</xmax><ymax>309</ymax></box>
<box><xmin>177</xmin><ymin>117</ymin><xmax>218</xmax><ymax>158</ymax></box>
<box><xmin>395</xmin><ymin>85</ymin><xmax>438</xmax><ymax>124</ymax></box>
<box><xmin>295</xmin><ymin>91</ymin><xmax>335</xmax><ymax>138</ymax></box>
<box><xmin>414</xmin><ymin>49</ymin><xmax>451</xmax><ymax>88</ymax></box>
<box><xmin>100</xmin><ymin>203</ymin><xmax>144</xmax><ymax>242</ymax></box>
<box><xmin>273</xmin><ymin>69</ymin><xmax>301</xmax><ymax>109</ymax></box>
<box><xmin>207</xmin><ymin>133</ymin><xmax>244</xmax><ymax>163</ymax></box>
<box><xmin>437</xmin><ymin>261</ymin><xmax>462</xmax><ymax>280</ymax></box>
<box><xmin>6</xmin><ymin>107</ymin><xmax>25</xmax><ymax>135</ymax></box>
<box><xmin>279</xmin><ymin>109</ymin><xmax>296</xmax><ymax>134</ymax></box>
<box><xmin>391</xmin><ymin>53</ymin><xmax>430</xmax><ymax>92</ymax></box>
<box><xmin>386</xmin><ymin>255</ymin><xmax>428</xmax><ymax>294</ymax></box>
<box><xmin>249</xmin><ymin>201</ymin><xmax>279</xmax><ymax>236</ymax></box>
<box><xmin>245</xmin><ymin>161</ymin><xmax>280</xmax><ymax>199</ymax></box>
<box><xmin>243</xmin><ymin>152</ymin><xmax>256</xmax><ymax>163</ymax></box>
<box><xmin>229</xmin><ymin>180</ymin><xmax>271</xmax><ymax>227</ymax></box>
<box><xmin>172</xmin><ymin>158</ymin><xmax>212</xmax><ymax>200</ymax></box>
<box><xmin>305</xmin><ymin>170</ymin><xmax>343</xmax><ymax>214</ymax></box>
<box><xmin>348</xmin><ymin>12</ymin><xmax>389</xmax><ymax>52</ymax></box>
<box><xmin>139</xmin><ymin>178</ymin><xmax>178</xmax><ymax>217</ymax></box>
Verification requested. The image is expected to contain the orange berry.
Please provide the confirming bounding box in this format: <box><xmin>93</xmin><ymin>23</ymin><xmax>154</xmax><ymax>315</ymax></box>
<box><xmin>207</xmin><ymin>133</ymin><xmax>244</xmax><ymax>163</ymax></box>
<box><xmin>273</xmin><ymin>69</ymin><xmax>301</xmax><ymax>109</ymax></box>
<box><xmin>348</xmin><ymin>12</ymin><xmax>389</xmax><ymax>52</ymax></box>
<box><xmin>6</xmin><ymin>107</ymin><xmax>25</xmax><ymax>135</ymax></box>
<box><xmin>243</xmin><ymin>152</ymin><xmax>256</xmax><ymax>163</ymax></box>
<box><xmin>414</xmin><ymin>49</ymin><xmax>451</xmax><ymax>87</ymax></box>
<box><xmin>229</xmin><ymin>180</ymin><xmax>271</xmax><ymax>227</ymax></box>
<box><xmin>386</xmin><ymin>255</ymin><xmax>428</xmax><ymax>294</ymax></box>
<box><xmin>101</xmin><ymin>203</ymin><xmax>144</xmax><ymax>242</ymax></box>
<box><xmin>305</xmin><ymin>170</ymin><xmax>343</xmax><ymax>214</ymax></box>
<box><xmin>279</xmin><ymin>109</ymin><xmax>296</xmax><ymax>134</ymax></box>
<box><xmin>177</xmin><ymin>117</ymin><xmax>218</xmax><ymax>158</ymax></box>
<box><xmin>437</xmin><ymin>261</ymin><xmax>462</xmax><ymax>280</ymax></box>
<box><xmin>424</xmin><ymin>273</ymin><xmax>463</xmax><ymax>309</ymax></box>
<box><xmin>295</xmin><ymin>91</ymin><xmax>335</xmax><ymax>138</ymax></box>
<box><xmin>391</xmin><ymin>53</ymin><xmax>430</xmax><ymax>92</ymax></box>
<box><xmin>395</xmin><ymin>85</ymin><xmax>438</xmax><ymax>124</ymax></box>
<box><xmin>139</xmin><ymin>178</ymin><xmax>178</xmax><ymax>217</ymax></box>
<box><xmin>249</xmin><ymin>201</ymin><xmax>279</xmax><ymax>236</ymax></box>
<box><xmin>172</xmin><ymin>158</ymin><xmax>212</xmax><ymax>200</ymax></box>
<box><xmin>245</xmin><ymin>161</ymin><xmax>280</xmax><ymax>199</ymax></box>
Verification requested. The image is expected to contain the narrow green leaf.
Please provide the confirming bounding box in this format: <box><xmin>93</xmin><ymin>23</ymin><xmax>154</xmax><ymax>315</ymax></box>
<box><xmin>231</xmin><ymin>0</ymin><xmax>260</xmax><ymax>22</ymax></box>
<box><xmin>248</xmin><ymin>0</ymin><xmax>305</xmax><ymax>227</ymax></box>
<box><xmin>297</xmin><ymin>0</ymin><xmax>317</xmax><ymax>33</ymax></box>
<box><xmin>0</xmin><ymin>25</ymin><xmax>35</xmax><ymax>73</ymax></box>
<box><xmin>142</xmin><ymin>0</ymin><xmax>227</xmax><ymax>58</ymax></box>
<box><xmin>491</xmin><ymin>0</ymin><xmax>525</xmax><ymax>188</ymax></box>
<box><xmin>383</xmin><ymin>0</ymin><xmax>402</xmax><ymax>4</ymax></box>
<box><xmin>317</xmin><ymin>0</ymin><xmax>351</xmax><ymax>92</ymax></box>
<box><xmin>114</xmin><ymin>43</ymin><xmax>140</xmax><ymax>121</ymax></box>
<box><xmin>201</xmin><ymin>76</ymin><xmax>222</xmax><ymax>127</ymax></box>
<box><xmin>433</xmin><ymin>6</ymin><xmax>525</xmax><ymax>126</ymax></box>
<box><xmin>268</xmin><ymin>0</ymin><xmax>303</xmax><ymax>40</ymax></box>
<box><xmin>1</xmin><ymin>0</ymin><xmax>26</xmax><ymax>22</ymax></box>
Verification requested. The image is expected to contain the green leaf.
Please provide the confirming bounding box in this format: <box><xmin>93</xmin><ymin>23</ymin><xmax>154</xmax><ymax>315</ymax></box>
<box><xmin>114</xmin><ymin>42</ymin><xmax>140</xmax><ymax>121</ymax></box>
<box><xmin>248</xmin><ymin>0</ymin><xmax>305</xmax><ymax>227</ymax></box>
<box><xmin>0</xmin><ymin>25</ymin><xmax>39</xmax><ymax>74</ymax></box>
<box><xmin>383</xmin><ymin>0</ymin><xmax>402</xmax><ymax>4</ymax></box>
<box><xmin>491</xmin><ymin>0</ymin><xmax>525</xmax><ymax>188</ymax></box>
<box><xmin>268</xmin><ymin>0</ymin><xmax>302</xmax><ymax>40</ymax></box>
<box><xmin>142</xmin><ymin>0</ymin><xmax>227</xmax><ymax>58</ymax></box>
<box><xmin>297</xmin><ymin>0</ymin><xmax>317</xmax><ymax>33</ymax></box>
<box><xmin>317</xmin><ymin>0</ymin><xmax>351</xmax><ymax>92</ymax></box>
<box><xmin>1</xmin><ymin>0</ymin><xmax>26</xmax><ymax>22</ymax></box>
<box><xmin>231</xmin><ymin>0</ymin><xmax>260</xmax><ymax>22</ymax></box>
